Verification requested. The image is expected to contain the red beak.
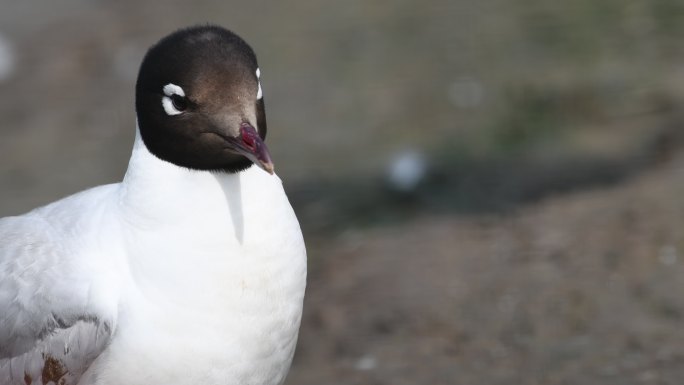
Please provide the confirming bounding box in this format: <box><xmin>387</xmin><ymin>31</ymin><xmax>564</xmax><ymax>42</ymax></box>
<box><xmin>235</xmin><ymin>122</ymin><xmax>274</xmax><ymax>174</ymax></box>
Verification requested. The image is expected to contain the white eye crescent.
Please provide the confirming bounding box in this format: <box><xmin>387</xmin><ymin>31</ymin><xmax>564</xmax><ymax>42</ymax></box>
<box><xmin>161</xmin><ymin>83</ymin><xmax>186</xmax><ymax>116</ymax></box>
<box><xmin>256</xmin><ymin>68</ymin><xmax>263</xmax><ymax>100</ymax></box>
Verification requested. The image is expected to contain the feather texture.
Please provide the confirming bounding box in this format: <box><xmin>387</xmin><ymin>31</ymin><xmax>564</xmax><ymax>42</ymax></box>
<box><xmin>0</xmin><ymin>130</ymin><xmax>306</xmax><ymax>385</ymax></box>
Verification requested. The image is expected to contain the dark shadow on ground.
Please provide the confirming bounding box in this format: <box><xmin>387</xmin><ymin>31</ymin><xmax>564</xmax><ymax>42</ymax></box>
<box><xmin>289</xmin><ymin>120</ymin><xmax>684</xmax><ymax>235</ymax></box>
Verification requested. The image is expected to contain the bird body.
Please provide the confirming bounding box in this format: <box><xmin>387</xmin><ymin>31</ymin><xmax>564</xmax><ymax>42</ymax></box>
<box><xmin>0</xmin><ymin>26</ymin><xmax>306</xmax><ymax>385</ymax></box>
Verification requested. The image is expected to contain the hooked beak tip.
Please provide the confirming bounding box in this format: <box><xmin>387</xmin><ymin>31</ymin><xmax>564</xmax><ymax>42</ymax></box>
<box><xmin>237</xmin><ymin>122</ymin><xmax>275</xmax><ymax>175</ymax></box>
<box><xmin>262</xmin><ymin>161</ymin><xmax>275</xmax><ymax>175</ymax></box>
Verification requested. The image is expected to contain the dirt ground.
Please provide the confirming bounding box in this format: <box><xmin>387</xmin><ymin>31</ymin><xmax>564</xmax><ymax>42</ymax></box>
<box><xmin>287</xmin><ymin>153</ymin><xmax>684</xmax><ymax>385</ymax></box>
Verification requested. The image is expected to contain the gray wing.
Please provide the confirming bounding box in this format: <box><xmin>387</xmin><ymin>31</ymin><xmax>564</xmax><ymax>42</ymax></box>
<box><xmin>0</xmin><ymin>214</ymin><xmax>116</xmax><ymax>385</ymax></box>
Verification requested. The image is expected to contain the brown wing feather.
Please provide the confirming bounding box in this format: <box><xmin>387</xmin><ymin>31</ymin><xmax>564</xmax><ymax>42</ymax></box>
<box><xmin>0</xmin><ymin>318</ymin><xmax>112</xmax><ymax>385</ymax></box>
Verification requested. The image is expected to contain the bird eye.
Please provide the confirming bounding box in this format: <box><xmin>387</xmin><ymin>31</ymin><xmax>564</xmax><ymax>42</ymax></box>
<box><xmin>171</xmin><ymin>94</ymin><xmax>187</xmax><ymax>111</ymax></box>
<box><xmin>161</xmin><ymin>83</ymin><xmax>187</xmax><ymax>116</ymax></box>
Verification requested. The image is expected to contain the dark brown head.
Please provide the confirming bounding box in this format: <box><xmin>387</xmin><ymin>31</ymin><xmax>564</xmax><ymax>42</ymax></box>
<box><xmin>135</xmin><ymin>25</ymin><xmax>272</xmax><ymax>174</ymax></box>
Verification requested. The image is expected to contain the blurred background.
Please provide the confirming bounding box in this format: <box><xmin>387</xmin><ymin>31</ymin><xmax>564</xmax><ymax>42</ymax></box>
<box><xmin>2</xmin><ymin>0</ymin><xmax>684</xmax><ymax>383</ymax></box>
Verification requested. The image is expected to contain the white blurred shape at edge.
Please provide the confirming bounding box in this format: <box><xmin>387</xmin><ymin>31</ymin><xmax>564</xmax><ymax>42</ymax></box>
<box><xmin>0</xmin><ymin>32</ymin><xmax>15</xmax><ymax>82</ymax></box>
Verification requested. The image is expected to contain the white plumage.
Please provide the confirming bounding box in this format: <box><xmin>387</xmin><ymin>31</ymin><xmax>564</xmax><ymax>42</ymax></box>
<box><xmin>0</xmin><ymin>129</ymin><xmax>307</xmax><ymax>384</ymax></box>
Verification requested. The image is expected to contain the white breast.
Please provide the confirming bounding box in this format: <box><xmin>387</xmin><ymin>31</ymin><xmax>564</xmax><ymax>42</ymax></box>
<box><xmin>81</xmin><ymin>133</ymin><xmax>307</xmax><ymax>385</ymax></box>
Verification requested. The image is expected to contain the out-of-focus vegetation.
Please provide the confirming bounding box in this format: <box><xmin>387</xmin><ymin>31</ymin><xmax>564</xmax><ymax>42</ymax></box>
<box><xmin>2</xmin><ymin>1</ymin><xmax>684</xmax><ymax>218</ymax></box>
<box><xmin>280</xmin><ymin>0</ymin><xmax>684</xmax><ymax>232</ymax></box>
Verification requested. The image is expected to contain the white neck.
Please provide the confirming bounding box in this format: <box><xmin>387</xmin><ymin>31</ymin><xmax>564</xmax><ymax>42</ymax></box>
<box><xmin>119</xmin><ymin>129</ymin><xmax>281</xmax><ymax>240</ymax></box>
<box><xmin>92</xmin><ymin>130</ymin><xmax>307</xmax><ymax>385</ymax></box>
<box><xmin>115</xmin><ymin>125</ymin><xmax>305</xmax><ymax>294</ymax></box>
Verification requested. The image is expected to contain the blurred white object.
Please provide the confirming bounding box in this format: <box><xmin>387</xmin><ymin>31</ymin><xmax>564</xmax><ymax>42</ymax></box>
<box><xmin>387</xmin><ymin>150</ymin><xmax>428</xmax><ymax>193</ymax></box>
<box><xmin>354</xmin><ymin>355</ymin><xmax>377</xmax><ymax>371</ymax></box>
<box><xmin>448</xmin><ymin>77</ymin><xmax>484</xmax><ymax>109</ymax></box>
<box><xmin>0</xmin><ymin>32</ymin><xmax>15</xmax><ymax>82</ymax></box>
